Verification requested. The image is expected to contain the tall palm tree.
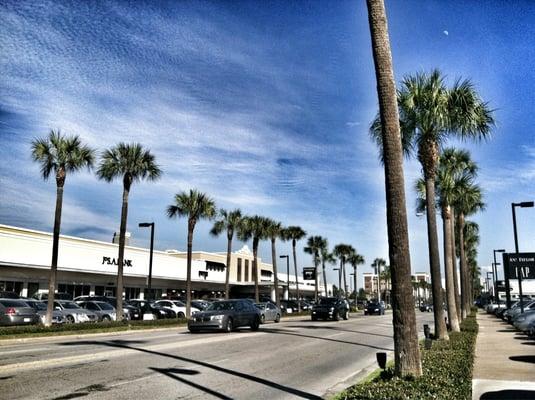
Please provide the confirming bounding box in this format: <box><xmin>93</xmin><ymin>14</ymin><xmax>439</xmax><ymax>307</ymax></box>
<box><xmin>373</xmin><ymin>70</ymin><xmax>494</xmax><ymax>339</ymax></box>
<box><xmin>31</xmin><ymin>130</ymin><xmax>95</xmax><ymax>326</ymax></box>
<box><xmin>371</xmin><ymin>258</ymin><xmax>386</xmax><ymax>302</ymax></box>
<box><xmin>281</xmin><ymin>226</ymin><xmax>306</xmax><ymax>311</ymax></box>
<box><xmin>98</xmin><ymin>143</ymin><xmax>161</xmax><ymax>320</ymax></box>
<box><xmin>265</xmin><ymin>219</ymin><xmax>283</xmax><ymax>309</ymax></box>
<box><xmin>304</xmin><ymin>236</ymin><xmax>323</xmax><ymax>302</ymax></box>
<box><xmin>348</xmin><ymin>252</ymin><xmax>365</xmax><ymax>303</ymax></box>
<box><xmin>318</xmin><ymin>237</ymin><xmax>335</xmax><ymax>297</ymax></box>
<box><xmin>210</xmin><ymin>209</ymin><xmax>242</xmax><ymax>300</ymax></box>
<box><xmin>453</xmin><ymin>179</ymin><xmax>484</xmax><ymax>319</ymax></box>
<box><xmin>333</xmin><ymin>244</ymin><xmax>355</xmax><ymax>299</ymax></box>
<box><xmin>367</xmin><ymin>0</ymin><xmax>422</xmax><ymax>376</ymax></box>
<box><xmin>237</xmin><ymin>215</ymin><xmax>270</xmax><ymax>303</ymax></box>
<box><xmin>463</xmin><ymin>221</ymin><xmax>480</xmax><ymax>303</ymax></box>
<box><xmin>380</xmin><ymin>264</ymin><xmax>391</xmax><ymax>304</ymax></box>
<box><xmin>167</xmin><ymin>189</ymin><xmax>216</xmax><ymax>317</ymax></box>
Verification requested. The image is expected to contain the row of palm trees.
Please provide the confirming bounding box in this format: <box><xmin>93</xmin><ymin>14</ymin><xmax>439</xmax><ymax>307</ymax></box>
<box><xmin>367</xmin><ymin>0</ymin><xmax>494</xmax><ymax>377</ymax></box>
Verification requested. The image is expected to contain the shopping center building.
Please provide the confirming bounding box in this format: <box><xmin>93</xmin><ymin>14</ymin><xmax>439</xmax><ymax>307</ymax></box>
<box><xmin>0</xmin><ymin>224</ymin><xmax>322</xmax><ymax>301</ymax></box>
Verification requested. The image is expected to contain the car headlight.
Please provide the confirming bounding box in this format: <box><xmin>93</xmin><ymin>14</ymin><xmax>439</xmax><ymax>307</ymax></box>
<box><xmin>375</xmin><ymin>309</ymin><xmax>379</xmax><ymax>311</ymax></box>
<box><xmin>211</xmin><ymin>315</ymin><xmax>224</xmax><ymax>321</ymax></box>
<box><xmin>159</xmin><ymin>310</ymin><xmax>166</xmax><ymax>315</ymax></box>
<box><xmin>330</xmin><ymin>307</ymin><xmax>335</xmax><ymax>310</ymax></box>
<box><xmin>78</xmin><ymin>314</ymin><xmax>89</xmax><ymax>321</ymax></box>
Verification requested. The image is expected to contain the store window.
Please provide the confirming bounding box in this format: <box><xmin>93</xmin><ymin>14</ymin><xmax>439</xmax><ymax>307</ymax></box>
<box><xmin>124</xmin><ymin>287</ymin><xmax>140</xmax><ymax>300</ymax></box>
<box><xmin>58</xmin><ymin>284</ymin><xmax>90</xmax><ymax>299</ymax></box>
<box><xmin>237</xmin><ymin>258</ymin><xmax>242</xmax><ymax>282</ymax></box>
<box><xmin>0</xmin><ymin>281</ymin><xmax>23</xmax><ymax>295</ymax></box>
<box><xmin>245</xmin><ymin>260</ymin><xmax>249</xmax><ymax>282</ymax></box>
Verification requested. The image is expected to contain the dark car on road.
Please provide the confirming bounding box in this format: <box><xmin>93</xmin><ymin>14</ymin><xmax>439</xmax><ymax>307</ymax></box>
<box><xmin>0</xmin><ymin>299</ymin><xmax>40</xmax><ymax>326</ymax></box>
<box><xmin>127</xmin><ymin>299</ymin><xmax>176</xmax><ymax>319</ymax></box>
<box><xmin>364</xmin><ymin>301</ymin><xmax>385</xmax><ymax>315</ymax></box>
<box><xmin>188</xmin><ymin>299</ymin><xmax>261</xmax><ymax>333</ymax></box>
<box><xmin>419</xmin><ymin>304</ymin><xmax>433</xmax><ymax>312</ymax></box>
<box><xmin>311</xmin><ymin>297</ymin><xmax>349</xmax><ymax>321</ymax></box>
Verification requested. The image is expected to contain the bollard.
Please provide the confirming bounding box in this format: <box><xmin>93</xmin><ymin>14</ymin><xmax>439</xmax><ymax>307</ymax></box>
<box><xmin>423</xmin><ymin>324</ymin><xmax>430</xmax><ymax>339</ymax></box>
<box><xmin>376</xmin><ymin>352</ymin><xmax>387</xmax><ymax>369</ymax></box>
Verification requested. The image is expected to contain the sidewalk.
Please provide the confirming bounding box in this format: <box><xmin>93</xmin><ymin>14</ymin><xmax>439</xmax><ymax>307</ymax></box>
<box><xmin>472</xmin><ymin>312</ymin><xmax>535</xmax><ymax>400</ymax></box>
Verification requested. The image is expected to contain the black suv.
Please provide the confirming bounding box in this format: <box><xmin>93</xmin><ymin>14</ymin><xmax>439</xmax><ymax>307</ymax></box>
<box><xmin>311</xmin><ymin>297</ymin><xmax>349</xmax><ymax>321</ymax></box>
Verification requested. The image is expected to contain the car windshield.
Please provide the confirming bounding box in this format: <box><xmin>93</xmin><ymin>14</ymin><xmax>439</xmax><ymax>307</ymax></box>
<box><xmin>172</xmin><ymin>301</ymin><xmax>185</xmax><ymax>307</ymax></box>
<box><xmin>60</xmin><ymin>302</ymin><xmax>81</xmax><ymax>309</ymax></box>
<box><xmin>206</xmin><ymin>301</ymin><xmax>235</xmax><ymax>311</ymax></box>
<box><xmin>28</xmin><ymin>301</ymin><xmax>47</xmax><ymax>310</ymax></box>
<box><xmin>318</xmin><ymin>298</ymin><xmax>337</xmax><ymax>305</ymax></box>
<box><xmin>98</xmin><ymin>303</ymin><xmax>114</xmax><ymax>310</ymax></box>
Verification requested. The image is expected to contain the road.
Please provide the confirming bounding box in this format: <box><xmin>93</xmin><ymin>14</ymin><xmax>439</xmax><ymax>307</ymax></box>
<box><xmin>0</xmin><ymin>312</ymin><xmax>433</xmax><ymax>400</ymax></box>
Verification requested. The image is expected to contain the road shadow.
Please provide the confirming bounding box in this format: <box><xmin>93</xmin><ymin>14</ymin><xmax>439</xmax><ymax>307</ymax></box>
<box><xmin>521</xmin><ymin>341</ymin><xmax>535</xmax><ymax>345</ymax></box>
<box><xmin>60</xmin><ymin>340</ymin><xmax>322</xmax><ymax>399</ymax></box>
<box><xmin>480</xmin><ymin>389</ymin><xmax>535</xmax><ymax>399</ymax></box>
<box><xmin>509</xmin><ymin>355</ymin><xmax>535</xmax><ymax>364</ymax></box>
<box><xmin>260</xmin><ymin>326</ymin><xmax>393</xmax><ymax>351</ymax></box>
<box><xmin>287</xmin><ymin>324</ymin><xmax>392</xmax><ymax>338</ymax></box>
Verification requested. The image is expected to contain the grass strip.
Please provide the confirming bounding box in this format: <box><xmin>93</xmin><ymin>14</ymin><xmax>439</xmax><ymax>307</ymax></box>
<box><xmin>334</xmin><ymin>311</ymin><xmax>479</xmax><ymax>400</ymax></box>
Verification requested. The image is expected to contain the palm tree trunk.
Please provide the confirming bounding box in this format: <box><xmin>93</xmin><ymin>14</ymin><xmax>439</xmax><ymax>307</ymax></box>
<box><xmin>424</xmin><ymin>176</ymin><xmax>449</xmax><ymax>340</ymax></box>
<box><xmin>353</xmin><ymin>266</ymin><xmax>357</xmax><ymax>304</ymax></box>
<box><xmin>225</xmin><ymin>234</ymin><xmax>232</xmax><ymax>300</ymax></box>
<box><xmin>338</xmin><ymin>259</ymin><xmax>343</xmax><ymax>296</ymax></box>
<box><xmin>116</xmin><ymin>182</ymin><xmax>130</xmax><ymax>321</ymax></box>
<box><xmin>342</xmin><ymin>260</ymin><xmax>348</xmax><ymax>299</ymax></box>
<box><xmin>313</xmin><ymin>257</ymin><xmax>319</xmax><ymax>303</ymax></box>
<box><xmin>450</xmin><ymin>208</ymin><xmax>461</xmax><ymax>320</ymax></box>
<box><xmin>271</xmin><ymin>238</ymin><xmax>280</xmax><ymax>309</ymax></box>
<box><xmin>377</xmin><ymin>265</ymin><xmax>382</xmax><ymax>302</ymax></box>
<box><xmin>253</xmin><ymin>237</ymin><xmax>260</xmax><ymax>303</ymax></box>
<box><xmin>366</xmin><ymin>0</ymin><xmax>422</xmax><ymax>376</ymax></box>
<box><xmin>442</xmin><ymin>205</ymin><xmax>460</xmax><ymax>332</ymax></box>
<box><xmin>322</xmin><ymin>260</ymin><xmax>328</xmax><ymax>297</ymax></box>
<box><xmin>292</xmin><ymin>240</ymin><xmax>301</xmax><ymax>312</ymax></box>
<box><xmin>186</xmin><ymin>221</ymin><xmax>194</xmax><ymax>318</ymax></box>
<box><xmin>458</xmin><ymin>213</ymin><xmax>468</xmax><ymax>319</ymax></box>
<box><xmin>45</xmin><ymin>181</ymin><xmax>64</xmax><ymax>327</ymax></box>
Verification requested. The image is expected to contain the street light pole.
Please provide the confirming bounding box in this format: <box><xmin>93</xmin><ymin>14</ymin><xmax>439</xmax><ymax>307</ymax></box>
<box><xmin>139</xmin><ymin>222</ymin><xmax>154</xmax><ymax>301</ymax></box>
<box><xmin>486</xmin><ymin>271</ymin><xmax>493</xmax><ymax>296</ymax></box>
<box><xmin>511</xmin><ymin>201</ymin><xmax>534</xmax><ymax>313</ymax></box>
<box><xmin>493</xmin><ymin>249</ymin><xmax>505</xmax><ymax>304</ymax></box>
<box><xmin>280</xmin><ymin>255</ymin><xmax>289</xmax><ymax>301</ymax></box>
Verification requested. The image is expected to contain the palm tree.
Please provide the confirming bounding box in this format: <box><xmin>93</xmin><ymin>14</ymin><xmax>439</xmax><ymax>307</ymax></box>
<box><xmin>380</xmin><ymin>264</ymin><xmax>391</xmax><ymax>304</ymax></box>
<box><xmin>348</xmin><ymin>252</ymin><xmax>365</xmax><ymax>303</ymax></box>
<box><xmin>281</xmin><ymin>226</ymin><xmax>306</xmax><ymax>311</ymax></box>
<box><xmin>333</xmin><ymin>244</ymin><xmax>355</xmax><ymax>299</ymax></box>
<box><xmin>304</xmin><ymin>236</ymin><xmax>323</xmax><ymax>302</ymax></box>
<box><xmin>265</xmin><ymin>219</ymin><xmax>283</xmax><ymax>309</ymax></box>
<box><xmin>367</xmin><ymin>0</ymin><xmax>422</xmax><ymax>376</ymax></box>
<box><xmin>31</xmin><ymin>130</ymin><xmax>95</xmax><ymax>326</ymax></box>
<box><xmin>371</xmin><ymin>258</ymin><xmax>386</xmax><ymax>302</ymax></box>
<box><xmin>237</xmin><ymin>215</ymin><xmax>270</xmax><ymax>303</ymax></box>
<box><xmin>210</xmin><ymin>209</ymin><xmax>242</xmax><ymax>300</ymax></box>
<box><xmin>167</xmin><ymin>189</ymin><xmax>216</xmax><ymax>317</ymax></box>
<box><xmin>453</xmin><ymin>179</ymin><xmax>484</xmax><ymax>319</ymax></box>
<box><xmin>463</xmin><ymin>221</ymin><xmax>480</xmax><ymax>303</ymax></box>
<box><xmin>98</xmin><ymin>143</ymin><xmax>161</xmax><ymax>320</ymax></box>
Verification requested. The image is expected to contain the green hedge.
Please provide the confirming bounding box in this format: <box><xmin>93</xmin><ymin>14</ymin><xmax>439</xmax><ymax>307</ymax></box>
<box><xmin>337</xmin><ymin>312</ymin><xmax>479</xmax><ymax>400</ymax></box>
<box><xmin>0</xmin><ymin>318</ymin><xmax>187</xmax><ymax>338</ymax></box>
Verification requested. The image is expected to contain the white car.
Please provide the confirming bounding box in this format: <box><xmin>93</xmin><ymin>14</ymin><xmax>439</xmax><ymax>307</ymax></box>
<box><xmin>154</xmin><ymin>300</ymin><xmax>199</xmax><ymax>318</ymax></box>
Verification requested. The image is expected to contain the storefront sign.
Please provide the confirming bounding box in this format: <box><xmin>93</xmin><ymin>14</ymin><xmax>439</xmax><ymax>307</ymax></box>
<box><xmin>303</xmin><ymin>267</ymin><xmax>315</xmax><ymax>280</ymax></box>
<box><xmin>503</xmin><ymin>253</ymin><xmax>535</xmax><ymax>279</ymax></box>
<box><xmin>102</xmin><ymin>256</ymin><xmax>133</xmax><ymax>267</ymax></box>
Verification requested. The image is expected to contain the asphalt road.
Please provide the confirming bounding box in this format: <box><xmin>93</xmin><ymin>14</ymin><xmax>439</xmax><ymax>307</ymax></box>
<box><xmin>0</xmin><ymin>312</ymin><xmax>434</xmax><ymax>400</ymax></box>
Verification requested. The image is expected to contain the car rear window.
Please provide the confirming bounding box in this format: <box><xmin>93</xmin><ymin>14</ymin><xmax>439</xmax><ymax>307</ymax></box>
<box><xmin>0</xmin><ymin>299</ymin><xmax>28</xmax><ymax>307</ymax></box>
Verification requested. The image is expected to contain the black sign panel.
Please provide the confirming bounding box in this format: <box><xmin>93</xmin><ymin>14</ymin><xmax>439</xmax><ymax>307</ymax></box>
<box><xmin>503</xmin><ymin>253</ymin><xmax>535</xmax><ymax>279</ymax></box>
<box><xmin>496</xmin><ymin>280</ymin><xmax>506</xmax><ymax>292</ymax></box>
<box><xmin>303</xmin><ymin>267</ymin><xmax>316</xmax><ymax>281</ymax></box>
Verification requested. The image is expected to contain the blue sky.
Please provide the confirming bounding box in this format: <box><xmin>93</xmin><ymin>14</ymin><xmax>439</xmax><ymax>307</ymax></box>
<box><xmin>1</xmin><ymin>0</ymin><xmax>534</xmax><ymax>287</ymax></box>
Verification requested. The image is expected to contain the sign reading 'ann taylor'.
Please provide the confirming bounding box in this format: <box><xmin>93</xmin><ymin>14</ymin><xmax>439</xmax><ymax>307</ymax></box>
<box><xmin>503</xmin><ymin>252</ymin><xmax>535</xmax><ymax>279</ymax></box>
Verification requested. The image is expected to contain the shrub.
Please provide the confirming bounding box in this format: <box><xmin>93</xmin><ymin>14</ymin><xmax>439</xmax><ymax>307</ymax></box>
<box><xmin>337</xmin><ymin>313</ymin><xmax>478</xmax><ymax>400</ymax></box>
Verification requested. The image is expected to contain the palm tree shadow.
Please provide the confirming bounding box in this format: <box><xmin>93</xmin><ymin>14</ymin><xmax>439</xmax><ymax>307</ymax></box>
<box><xmin>60</xmin><ymin>340</ymin><xmax>322</xmax><ymax>399</ymax></box>
<box><xmin>260</xmin><ymin>327</ymin><xmax>394</xmax><ymax>351</ymax></box>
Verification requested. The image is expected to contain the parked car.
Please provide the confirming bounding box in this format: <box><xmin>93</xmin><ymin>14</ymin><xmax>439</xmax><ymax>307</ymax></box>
<box><xmin>364</xmin><ymin>301</ymin><xmax>385</xmax><ymax>315</ymax></box>
<box><xmin>513</xmin><ymin>310</ymin><xmax>535</xmax><ymax>332</ymax></box>
<box><xmin>188</xmin><ymin>299</ymin><xmax>261</xmax><ymax>333</ymax></box>
<box><xmin>0</xmin><ymin>299</ymin><xmax>40</xmax><ymax>326</ymax></box>
<box><xmin>33</xmin><ymin>292</ymin><xmax>72</xmax><ymax>301</ymax></box>
<box><xmin>280</xmin><ymin>300</ymin><xmax>299</xmax><ymax>314</ymax></box>
<box><xmin>154</xmin><ymin>299</ymin><xmax>200</xmax><ymax>318</ymax></box>
<box><xmin>0</xmin><ymin>291</ymin><xmax>20</xmax><ymax>299</ymax></box>
<box><xmin>46</xmin><ymin>300</ymin><xmax>98</xmax><ymax>323</ymax></box>
<box><xmin>255</xmin><ymin>302</ymin><xmax>281</xmax><ymax>323</ymax></box>
<box><xmin>23</xmin><ymin>299</ymin><xmax>64</xmax><ymax>324</ymax></box>
<box><xmin>311</xmin><ymin>297</ymin><xmax>350</xmax><ymax>321</ymax></box>
<box><xmin>127</xmin><ymin>299</ymin><xmax>176</xmax><ymax>319</ymax></box>
<box><xmin>74</xmin><ymin>296</ymin><xmax>141</xmax><ymax>320</ymax></box>
<box><xmin>528</xmin><ymin>321</ymin><xmax>535</xmax><ymax>338</ymax></box>
<box><xmin>506</xmin><ymin>301</ymin><xmax>535</xmax><ymax>323</ymax></box>
<box><xmin>76</xmin><ymin>301</ymin><xmax>117</xmax><ymax>321</ymax></box>
<box><xmin>419</xmin><ymin>304</ymin><xmax>433</xmax><ymax>312</ymax></box>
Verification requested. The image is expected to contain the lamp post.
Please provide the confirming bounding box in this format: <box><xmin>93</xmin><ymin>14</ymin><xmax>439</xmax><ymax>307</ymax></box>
<box><xmin>139</xmin><ymin>222</ymin><xmax>154</xmax><ymax>301</ymax></box>
<box><xmin>493</xmin><ymin>249</ymin><xmax>505</xmax><ymax>304</ymax></box>
<box><xmin>486</xmin><ymin>271</ymin><xmax>493</xmax><ymax>296</ymax></box>
<box><xmin>511</xmin><ymin>201</ymin><xmax>534</xmax><ymax>313</ymax></box>
<box><xmin>280</xmin><ymin>255</ymin><xmax>289</xmax><ymax>301</ymax></box>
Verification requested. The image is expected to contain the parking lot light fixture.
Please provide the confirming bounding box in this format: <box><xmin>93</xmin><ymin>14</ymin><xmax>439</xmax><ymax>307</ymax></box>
<box><xmin>280</xmin><ymin>255</ymin><xmax>290</xmax><ymax>301</ymax></box>
<box><xmin>511</xmin><ymin>201</ymin><xmax>534</xmax><ymax>313</ymax></box>
<box><xmin>138</xmin><ymin>222</ymin><xmax>154</xmax><ymax>301</ymax></box>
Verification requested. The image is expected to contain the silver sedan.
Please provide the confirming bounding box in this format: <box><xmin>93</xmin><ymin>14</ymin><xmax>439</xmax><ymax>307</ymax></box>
<box><xmin>255</xmin><ymin>302</ymin><xmax>281</xmax><ymax>323</ymax></box>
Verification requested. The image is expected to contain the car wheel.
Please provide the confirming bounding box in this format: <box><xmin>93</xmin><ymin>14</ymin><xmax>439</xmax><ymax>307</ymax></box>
<box><xmin>66</xmin><ymin>315</ymin><xmax>75</xmax><ymax>324</ymax></box>
<box><xmin>224</xmin><ymin>318</ymin><xmax>233</xmax><ymax>333</ymax></box>
<box><xmin>343</xmin><ymin>311</ymin><xmax>349</xmax><ymax>320</ymax></box>
<box><xmin>177</xmin><ymin>312</ymin><xmax>185</xmax><ymax>319</ymax></box>
<box><xmin>251</xmin><ymin>316</ymin><xmax>260</xmax><ymax>331</ymax></box>
<box><xmin>333</xmin><ymin>311</ymin><xmax>340</xmax><ymax>321</ymax></box>
<box><xmin>260</xmin><ymin>314</ymin><xmax>265</xmax><ymax>324</ymax></box>
<box><xmin>274</xmin><ymin>314</ymin><xmax>280</xmax><ymax>323</ymax></box>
